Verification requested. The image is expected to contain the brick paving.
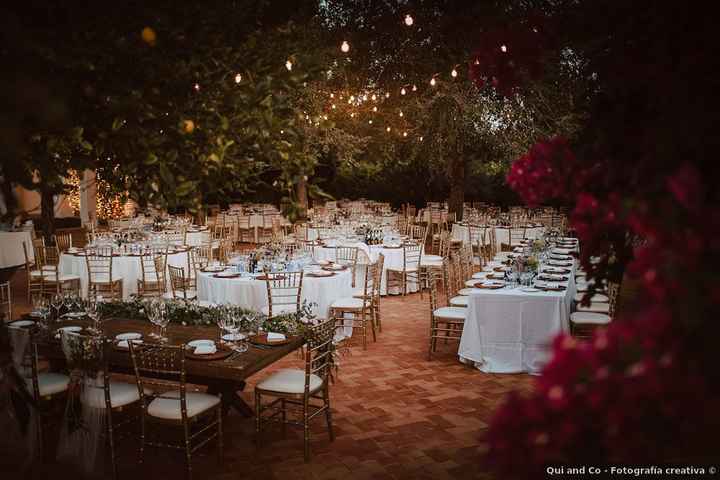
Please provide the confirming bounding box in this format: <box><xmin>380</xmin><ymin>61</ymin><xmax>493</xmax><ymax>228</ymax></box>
<box><xmin>5</xmin><ymin>269</ymin><xmax>535</xmax><ymax>480</ymax></box>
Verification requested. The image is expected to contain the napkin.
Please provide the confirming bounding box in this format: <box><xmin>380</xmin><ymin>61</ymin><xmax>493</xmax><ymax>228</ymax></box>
<box><xmin>194</xmin><ymin>344</ymin><xmax>217</xmax><ymax>355</ymax></box>
<box><xmin>267</xmin><ymin>332</ymin><xmax>286</xmax><ymax>342</ymax></box>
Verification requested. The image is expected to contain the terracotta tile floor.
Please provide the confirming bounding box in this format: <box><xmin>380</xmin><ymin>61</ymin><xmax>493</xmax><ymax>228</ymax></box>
<box><xmin>5</xmin><ymin>269</ymin><xmax>535</xmax><ymax>480</ymax></box>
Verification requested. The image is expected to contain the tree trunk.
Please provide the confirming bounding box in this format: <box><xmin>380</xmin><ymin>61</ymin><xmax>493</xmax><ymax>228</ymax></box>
<box><xmin>296</xmin><ymin>177</ymin><xmax>308</xmax><ymax>221</ymax></box>
<box><xmin>40</xmin><ymin>187</ymin><xmax>55</xmax><ymax>242</ymax></box>
<box><xmin>447</xmin><ymin>157</ymin><xmax>465</xmax><ymax>222</ymax></box>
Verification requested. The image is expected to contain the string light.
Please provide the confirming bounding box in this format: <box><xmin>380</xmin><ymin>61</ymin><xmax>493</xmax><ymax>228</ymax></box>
<box><xmin>430</xmin><ymin>76</ymin><xmax>437</xmax><ymax>87</ymax></box>
<box><xmin>285</xmin><ymin>59</ymin><xmax>293</xmax><ymax>71</ymax></box>
<box><xmin>474</xmin><ymin>58</ymin><xmax>480</xmax><ymax>65</ymax></box>
<box><xmin>500</xmin><ymin>45</ymin><xmax>508</xmax><ymax>53</ymax></box>
<box><xmin>373</xmin><ymin>106</ymin><xmax>378</xmax><ymax>112</ymax></box>
<box><xmin>331</xmin><ymin>104</ymin><xmax>336</xmax><ymax>109</ymax></box>
<box><xmin>420</xmin><ymin>136</ymin><xmax>424</xmax><ymax>142</ymax></box>
<box><xmin>371</xmin><ymin>94</ymin><xmax>377</xmax><ymax>101</ymax></box>
<box><xmin>451</xmin><ymin>66</ymin><xmax>458</xmax><ymax>78</ymax></box>
<box><xmin>404</xmin><ymin>14</ymin><xmax>414</xmax><ymax>26</ymax></box>
<box><xmin>403</xmin><ymin>131</ymin><xmax>408</xmax><ymax>137</ymax></box>
<box><xmin>350</xmin><ymin>112</ymin><xmax>355</xmax><ymax>117</ymax></box>
<box><xmin>368</xmin><ymin>119</ymin><xmax>373</xmax><ymax>124</ymax></box>
<box><xmin>386</xmin><ymin>126</ymin><xmax>391</xmax><ymax>132</ymax></box>
<box><xmin>401</xmin><ymin>86</ymin><xmax>407</xmax><ymax>95</ymax></box>
<box><xmin>340</xmin><ymin>40</ymin><xmax>350</xmax><ymax>53</ymax></box>
<box><xmin>412</xmin><ymin>84</ymin><xmax>417</xmax><ymax>92</ymax></box>
<box><xmin>399</xmin><ymin>110</ymin><xmax>404</xmax><ymax>117</ymax></box>
<box><xmin>385</xmin><ymin>92</ymin><xmax>391</xmax><ymax>98</ymax></box>
<box><xmin>323</xmin><ymin>115</ymin><xmax>328</xmax><ymax>120</ymax></box>
<box><xmin>193</xmin><ymin>83</ymin><xmax>200</xmax><ymax>91</ymax></box>
<box><xmin>234</xmin><ymin>73</ymin><xmax>242</xmax><ymax>84</ymax></box>
<box><xmin>330</xmin><ymin>93</ymin><xmax>334</xmax><ymax>98</ymax></box>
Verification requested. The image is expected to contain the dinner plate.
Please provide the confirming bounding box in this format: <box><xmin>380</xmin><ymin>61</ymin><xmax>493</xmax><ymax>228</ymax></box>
<box><xmin>116</xmin><ymin>339</ymin><xmax>143</xmax><ymax>350</ymax></box>
<box><xmin>29</xmin><ymin>311</ymin><xmax>44</xmax><ymax>318</ymax></box>
<box><xmin>521</xmin><ymin>287</ymin><xmax>541</xmax><ymax>293</ymax></box>
<box><xmin>63</xmin><ymin>311</ymin><xmax>86</xmax><ymax>319</ymax></box>
<box><xmin>115</xmin><ymin>332</ymin><xmax>143</xmax><ymax>341</ymax></box>
<box><xmin>214</xmin><ymin>271</ymin><xmax>238</xmax><ymax>278</ymax></box>
<box><xmin>202</xmin><ymin>266</ymin><xmax>226</xmax><ymax>273</ymax></box>
<box><xmin>188</xmin><ymin>339</ymin><xmax>215</xmax><ymax>348</ymax></box>
<box><xmin>306</xmin><ymin>271</ymin><xmax>335</xmax><ymax>277</ymax></box>
<box><xmin>222</xmin><ymin>333</ymin><xmax>247</xmax><ymax>341</ymax></box>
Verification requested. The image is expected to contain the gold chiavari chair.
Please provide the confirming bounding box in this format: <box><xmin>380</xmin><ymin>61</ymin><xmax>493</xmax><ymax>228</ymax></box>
<box><xmin>11</xmin><ymin>327</ymin><xmax>70</xmax><ymax>457</ymax></box>
<box><xmin>257</xmin><ymin>215</ymin><xmax>274</xmax><ymax>244</ymax></box>
<box><xmin>570</xmin><ymin>282</ymin><xmax>621</xmax><ymax>338</ymax></box>
<box><xmin>52</xmin><ymin>231</ymin><xmax>73</xmax><ymax>252</ymax></box>
<box><xmin>505</xmin><ymin>226</ymin><xmax>527</xmax><ymax>250</ymax></box>
<box><xmin>61</xmin><ymin>333</ymin><xmax>148</xmax><ymax>480</ymax></box>
<box><xmin>255</xmin><ymin>318</ymin><xmax>335</xmax><ymax>462</ymax></box>
<box><xmin>358</xmin><ymin>253</ymin><xmax>385</xmax><ymax>333</ymax></box>
<box><xmin>217</xmin><ymin>238</ymin><xmax>233</xmax><ymax>264</ymax></box>
<box><xmin>335</xmin><ymin>246</ymin><xmax>359</xmax><ymax>288</ymax></box>
<box><xmin>448</xmin><ymin>253</ymin><xmax>469</xmax><ymax>308</ymax></box>
<box><xmin>22</xmin><ymin>241</ymin><xmax>44</xmax><ymax>302</ymax></box>
<box><xmin>87</xmin><ymin>248</ymin><xmax>123</xmax><ymax>301</ymax></box>
<box><xmin>0</xmin><ymin>281</ymin><xmax>11</xmax><ymax>322</ymax></box>
<box><xmin>261</xmin><ymin>271</ymin><xmax>303</xmax><ymax>317</ymax></box>
<box><xmin>32</xmin><ymin>236</ymin><xmax>46</xmax><ymax>251</ymax></box>
<box><xmin>128</xmin><ymin>342</ymin><xmax>222</xmax><ymax>479</ymax></box>
<box><xmin>237</xmin><ymin>215</ymin><xmax>254</xmax><ymax>243</ymax></box>
<box><xmin>428</xmin><ymin>266</ymin><xmax>466</xmax><ymax>360</ymax></box>
<box><xmin>330</xmin><ymin>261</ymin><xmax>377</xmax><ymax>350</ymax></box>
<box><xmin>386</xmin><ymin>243</ymin><xmax>421</xmax><ymax>296</ymax></box>
<box><xmin>36</xmin><ymin>245</ymin><xmax>81</xmax><ymax>297</ymax></box>
<box><xmin>167</xmin><ymin>265</ymin><xmax>198</xmax><ymax>302</ymax></box>
<box><xmin>138</xmin><ymin>252</ymin><xmax>167</xmax><ymax>297</ymax></box>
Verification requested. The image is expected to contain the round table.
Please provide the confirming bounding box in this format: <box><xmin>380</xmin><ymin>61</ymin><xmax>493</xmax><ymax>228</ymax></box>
<box><xmin>59</xmin><ymin>249</ymin><xmax>189</xmax><ymax>299</ymax></box>
<box><xmin>313</xmin><ymin>243</ymin><xmax>419</xmax><ymax>295</ymax></box>
<box><xmin>196</xmin><ymin>268</ymin><xmax>353</xmax><ymax>320</ymax></box>
<box><xmin>0</xmin><ymin>230</ymin><xmax>34</xmax><ymax>268</ymax></box>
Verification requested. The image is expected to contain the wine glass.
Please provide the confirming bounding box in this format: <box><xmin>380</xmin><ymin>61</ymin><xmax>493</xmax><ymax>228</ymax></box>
<box><xmin>156</xmin><ymin>301</ymin><xmax>170</xmax><ymax>343</ymax></box>
<box><xmin>51</xmin><ymin>293</ymin><xmax>64</xmax><ymax>320</ymax></box>
<box><xmin>86</xmin><ymin>296</ymin><xmax>104</xmax><ymax>335</ymax></box>
<box><xmin>146</xmin><ymin>299</ymin><xmax>160</xmax><ymax>339</ymax></box>
<box><xmin>225</xmin><ymin>313</ymin><xmax>246</xmax><ymax>353</ymax></box>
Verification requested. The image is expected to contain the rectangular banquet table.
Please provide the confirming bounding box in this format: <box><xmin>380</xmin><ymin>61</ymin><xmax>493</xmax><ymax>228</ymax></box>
<box><xmin>458</xmin><ymin>270</ymin><xmax>576</xmax><ymax>374</ymax></box>
<box><xmin>36</xmin><ymin>317</ymin><xmax>303</xmax><ymax>416</ymax></box>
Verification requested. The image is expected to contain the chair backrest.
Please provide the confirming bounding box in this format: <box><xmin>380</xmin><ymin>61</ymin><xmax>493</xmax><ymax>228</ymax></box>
<box><xmin>402</xmin><ymin>243</ymin><xmax>422</xmax><ymax>271</ymax></box>
<box><xmin>128</xmin><ymin>342</ymin><xmax>190</xmax><ymax>420</ymax></box>
<box><xmin>86</xmin><ymin>250</ymin><xmax>114</xmax><ymax>283</ymax></box>
<box><xmin>60</xmin><ymin>332</ymin><xmax>112</xmax><ymax>405</ymax></box>
<box><xmin>372</xmin><ymin>253</ymin><xmax>385</xmax><ymax>301</ymax></box>
<box><xmin>10</xmin><ymin>327</ymin><xmax>42</xmax><ymax>400</ymax></box>
<box><xmin>335</xmin><ymin>246</ymin><xmax>358</xmax><ymax>266</ymax></box>
<box><xmin>139</xmin><ymin>252</ymin><xmax>166</xmax><ymax>295</ymax></box>
<box><xmin>304</xmin><ymin>319</ymin><xmax>336</xmax><ymax>390</ymax></box>
<box><xmin>167</xmin><ymin>265</ymin><xmax>191</xmax><ymax>300</ymax></box>
<box><xmin>22</xmin><ymin>241</ymin><xmax>36</xmax><ymax>273</ymax></box>
<box><xmin>52</xmin><ymin>232</ymin><xmax>73</xmax><ymax>252</ymax></box>
<box><xmin>265</xmin><ymin>271</ymin><xmax>303</xmax><ymax>317</ymax></box>
<box><xmin>1</xmin><ymin>281</ymin><xmax>12</xmax><ymax>322</ymax></box>
<box><xmin>607</xmin><ymin>281</ymin><xmax>621</xmax><ymax>318</ymax></box>
<box><xmin>428</xmin><ymin>267</ymin><xmax>445</xmax><ymax>314</ymax></box>
<box><xmin>237</xmin><ymin>216</ymin><xmax>251</xmax><ymax>229</ymax></box>
<box><xmin>37</xmin><ymin>245</ymin><xmax>60</xmax><ymax>272</ymax></box>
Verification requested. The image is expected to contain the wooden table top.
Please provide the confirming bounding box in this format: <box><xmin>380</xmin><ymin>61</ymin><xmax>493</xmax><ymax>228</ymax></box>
<box><xmin>34</xmin><ymin>316</ymin><xmax>303</xmax><ymax>384</ymax></box>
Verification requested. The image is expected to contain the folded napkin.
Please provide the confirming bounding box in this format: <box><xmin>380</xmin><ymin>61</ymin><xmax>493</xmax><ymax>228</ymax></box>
<box><xmin>194</xmin><ymin>344</ymin><xmax>217</xmax><ymax>355</ymax></box>
<box><xmin>267</xmin><ymin>332</ymin><xmax>286</xmax><ymax>342</ymax></box>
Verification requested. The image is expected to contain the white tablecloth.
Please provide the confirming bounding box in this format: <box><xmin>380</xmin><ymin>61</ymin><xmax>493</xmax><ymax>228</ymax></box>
<box><xmin>186</xmin><ymin>229</ymin><xmax>210</xmax><ymax>246</ymax></box>
<box><xmin>451</xmin><ymin>224</ymin><xmax>545</xmax><ymax>251</ymax></box>
<box><xmin>59</xmin><ymin>251</ymin><xmax>189</xmax><ymax>299</ymax></box>
<box><xmin>197</xmin><ymin>268</ymin><xmax>353</xmax><ymax>320</ymax></box>
<box><xmin>0</xmin><ymin>231</ymin><xmax>34</xmax><ymax>268</ymax></box>
<box><xmin>313</xmin><ymin>243</ymin><xmax>418</xmax><ymax>295</ymax></box>
<box><xmin>458</xmin><ymin>267</ymin><xmax>576</xmax><ymax>374</ymax></box>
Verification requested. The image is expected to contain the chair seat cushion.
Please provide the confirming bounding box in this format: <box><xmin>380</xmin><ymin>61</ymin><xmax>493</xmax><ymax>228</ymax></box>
<box><xmin>147</xmin><ymin>390</ymin><xmax>221</xmax><ymax>419</ymax></box>
<box><xmin>570</xmin><ymin>311</ymin><xmax>611</xmax><ymax>325</ymax></box>
<box><xmin>450</xmin><ymin>296</ymin><xmax>468</xmax><ymax>307</ymax></box>
<box><xmin>386</xmin><ymin>266</ymin><xmax>418</xmax><ymax>273</ymax></box>
<box><xmin>457</xmin><ymin>288</ymin><xmax>477</xmax><ymax>296</ymax></box>
<box><xmin>26</xmin><ymin>372</ymin><xmax>70</xmax><ymax>397</ymax></box>
<box><xmin>261</xmin><ymin>303</ymin><xmax>299</xmax><ymax>316</ymax></box>
<box><xmin>576</xmin><ymin>302</ymin><xmax>611</xmax><ymax>314</ymax></box>
<box><xmin>41</xmin><ymin>273</ymin><xmax>81</xmax><ymax>282</ymax></box>
<box><xmin>433</xmin><ymin>307</ymin><xmax>467</xmax><ymax>320</ymax></box>
<box><xmin>256</xmin><ymin>368</ymin><xmax>323</xmax><ymax>394</ymax></box>
<box><xmin>91</xmin><ymin>275</ymin><xmax>123</xmax><ymax>284</ymax></box>
<box><xmin>82</xmin><ymin>380</ymin><xmax>151</xmax><ymax>409</ymax></box>
<box><xmin>331</xmin><ymin>297</ymin><xmax>365</xmax><ymax>309</ymax></box>
<box><xmin>423</xmin><ymin>254</ymin><xmax>443</xmax><ymax>262</ymax></box>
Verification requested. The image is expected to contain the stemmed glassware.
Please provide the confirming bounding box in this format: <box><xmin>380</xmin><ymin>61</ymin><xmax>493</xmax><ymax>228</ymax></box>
<box><xmin>155</xmin><ymin>300</ymin><xmax>170</xmax><ymax>343</ymax></box>
<box><xmin>51</xmin><ymin>293</ymin><xmax>64</xmax><ymax>320</ymax></box>
<box><xmin>146</xmin><ymin>298</ymin><xmax>160</xmax><ymax>339</ymax></box>
<box><xmin>32</xmin><ymin>295</ymin><xmax>50</xmax><ymax>330</ymax></box>
<box><xmin>85</xmin><ymin>296</ymin><xmax>103</xmax><ymax>335</ymax></box>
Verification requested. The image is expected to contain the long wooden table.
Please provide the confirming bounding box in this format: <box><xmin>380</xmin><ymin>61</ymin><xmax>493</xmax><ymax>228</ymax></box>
<box><xmin>35</xmin><ymin>316</ymin><xmax>303</xmax><ymax>417</ymax></box>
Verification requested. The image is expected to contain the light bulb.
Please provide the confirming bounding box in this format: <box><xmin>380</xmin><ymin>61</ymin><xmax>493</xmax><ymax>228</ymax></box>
<box><xmin>330</xmin><ymin>93</ymin><xmax>334</xmax><ymax>98</ymax></box>
<box><xmin>362</xmin><ymin>94</ymin><xmax>367</xmax><ymax>101</ymax></box>
<box><xmin>193</xmin><ymin>83</ymin><xmax>200</xmax><ymax>91</ymax></box>
<box><xmin>386</xmin><ymin>126</ymin><xmax>391</xmax><ymax>132</ymax></box>
<box><xmin>323</xmin><ymin>115</ymin><xmax>328</xmax><ymax>120</ymax></box>
<box><xmin>385</xmin><ymin>92</ymin><xmax>390</xmax><ymax>98</ymax></box>
<box><xmin>371</xmin><ymin>94</ymin><xmax>377</xmax><ymax>101</ymax></box>
<box><xmin>403</xmin><ymin>131</ymin><xmax>408</xmax><ymax>137</ymax></box>
<box><xmin>474</xmin><ymin>58</ymin><xmax>480</xmax><ymax>65</ymax></box>
<box><xmin>350</xmin><ymin>95</ymin><xmax>355</xmax><ymax>102</ymax></box>
<box><xmin>412</xmin><ymin>84</ymin><xmax>417</xmax><ymax>91</ymax></box>
<box><xmin>350</xmin><ymin>112</ymin><xmax>355</xmax><ymax>117</ymax></box>
<box><xmin>420</xmin><ymin>136</ymin><xmax>424</xmax><ymax>142</ymax></box>
<box><xmin>430</xmin><ymin>77</ymin><xmax>437</xmax><ymax>87</ymax></box>
<box><xmin>285</xmin><ymin>60</ymin><xmax>293</xmax><ymax>71</ymax></box>
<box><xmin>401</xmin><ymin>87</ymin><xmax>406</xmax><ymax>95</ymax></box>
<box><xmin>234</xmin><ymin>73</ymin><xmax>242</xmax><ymax>84</ymax></box>
<box><xmin>404</xmin><ymin>14</ymin><xmax>414</xmax><ymax>26</ymax></box>
<box><xmin>399</xmin><ymin>111</ymin><xmax>403</xmax><ymax>117</ymax></box>
<box><xmin>373</xmin><ymin>106</ymin><xmax>378</xmax><ymax>112</ymax></box>
<box><xmin>331</xmin><ymin>104</ymin><xmax>336</xmax><ymax>109</ymax></box>
<box><xmin>368</xmin><ymin>119</ymin><xmax>373</xmax><ymax>124</ymax></box>
<box><xmin>451</xmin><ymin>68</ymin><xmax>458</xmax><ymax>78</ymax></box>
<box><xmin>341</xmin><ymin>41</ymin><xmax>350</xmax><ymax>53</ymax></box>
<box><xmin>500</xmin><ymin>45</ymin><xmax>508</xmax><ymax>53</ymax></box>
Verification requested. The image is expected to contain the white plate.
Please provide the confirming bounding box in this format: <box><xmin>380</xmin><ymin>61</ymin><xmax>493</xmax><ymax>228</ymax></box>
<box><xmin>116</xmin><ymin>332</ymin><xmax>143</xmax><ymax>341</ymax></box>
<box><xmin>63</xmin><ymin>312</ymin><xmax>86</xmax><ymax>319</ymax></box>
<box><xmin>58</xmin><ymin>326</ymin><xmax>83</xmax><ymax>333</ymax></box>
<box><xmin>187</xmin><ymin>339</ymin><xmax>215</xmax><ymax>348</ymax></box>
<box><xmin>308</xmin><ymin>270</ymin><xmax>334</xmax><ymax>277</ymax></box>
<box><xmin>521</xmin><ymin>287</ymin><xmax>541</xmax><ymax>293</ymax></box>
<box><xmin>471</xmin><ymin>273</ymin><xmax>487</xmax><ymax>279</ymax></box>
<box><xmin>116</xmin><ymin>339</ymin><xmax>143</xmax><ymax>349</ymax></box>
<box><xmin>29</xmin><ymin>311</ymin><xmax>44</xmax><ymax>318</ymax></box>
<box><xmin>215</xmin><ymin>271</ymin><xmax>237</xmax><ymax>278</ymax></box>
<box><xmin>483</xmin><ymin>281</ymin><xmax>505</xmax><ymax>287</ymax></box>
<box><xmin>9</xmin><ymin>320</ymin><xmax>35</xmax><ymax>327</ymax></box>
<box><xmin>316</xmin><ymin>260</ymin><xmax>331</xmax><ymax>266</ymax></box>
<box><xmin>222</xmin><ymin>333</ymin><xmax>247</xmax><ymax>341</ymax></box>
<box><xmin>204</xmin><ymin>266</ymin><xmax>226</xmax><ymax>272</ymax></box>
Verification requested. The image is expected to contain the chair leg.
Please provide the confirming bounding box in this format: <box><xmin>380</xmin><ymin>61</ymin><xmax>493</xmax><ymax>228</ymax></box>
<box><xmin>303</xmin><ymin>397</ymin><xmax>310</xmax><ymax>462</ymax></box>
<box><xmin>323</xmin><ymin>386</ymin><xmax>334</xmax><ymax>442</ymax></box>
<box><xmin>255</xmin><ymin>390</ymin><xmax>262</xmax><ymax>440</ymax></box>
<box><xmin>183</xmin><ymin>422</ymin><xmax>192</xmax><ymax>480</ymax></box>
<box><xmin>217</xmin><ymin>404</ymin><xmax>223</xmax><ymax>466</ymax></box>
<box><xmin>138</xmin><ymin>411</ymin><xmax>146</xmax><ymax>465</ymax></box>
<box><xmin>107</xmin><ymin>410</ymin><xmax>118</xmax><ymax>480</ymax></box>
